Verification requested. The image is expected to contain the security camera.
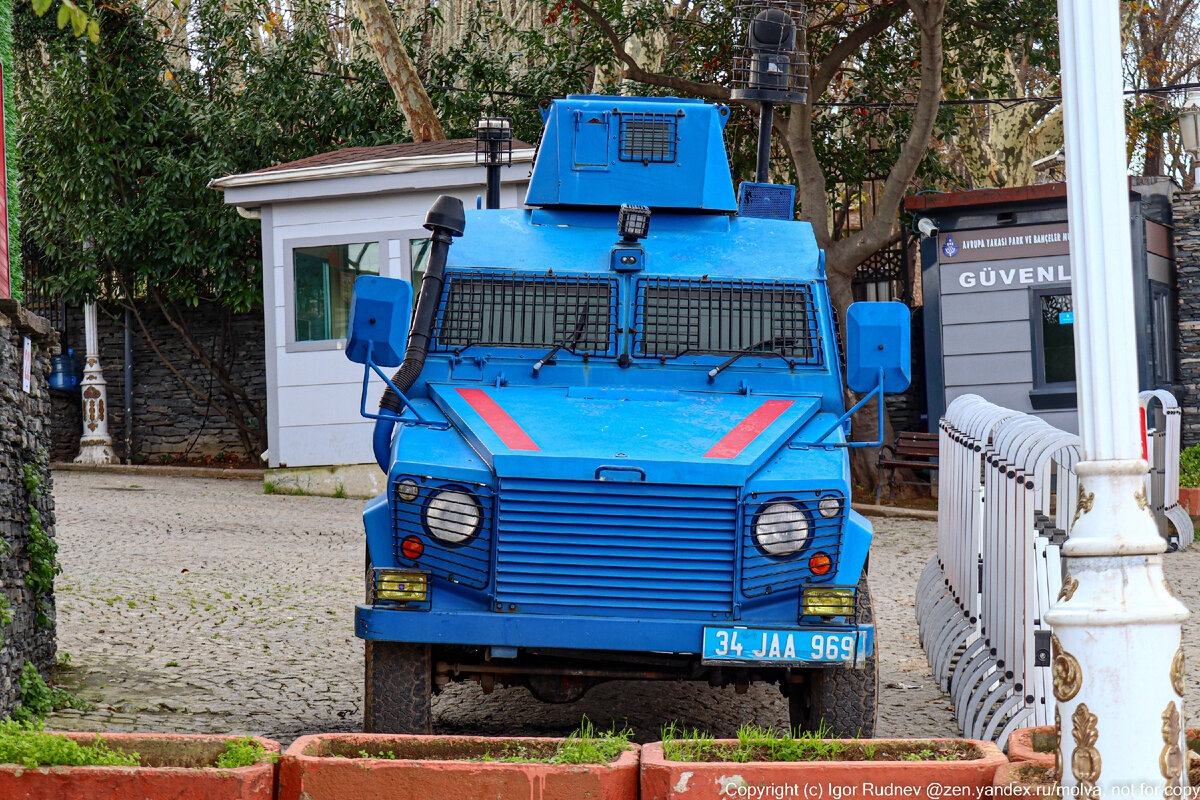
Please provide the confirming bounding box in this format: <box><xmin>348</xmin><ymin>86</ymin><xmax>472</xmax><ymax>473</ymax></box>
<box><xmin>916</xmin><ymin>217</ymin><xmax>939</xmax><ymax>238</ymax></box>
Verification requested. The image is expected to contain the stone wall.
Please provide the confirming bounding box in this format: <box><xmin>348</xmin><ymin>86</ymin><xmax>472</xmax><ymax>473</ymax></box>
<box><xmin>1176</xmin><ymin>190</ymin><xmax>1200</xmax><ymax>446</ymax></box>
<box><xmin>0</xmin><ymin>300</ymin><xmax>58</xmax><ymax>716</ymax></box>
<box><xmin>50</xmin><ymin>301</ymin><xmax>266</xmax><ymax>463</ymax></box>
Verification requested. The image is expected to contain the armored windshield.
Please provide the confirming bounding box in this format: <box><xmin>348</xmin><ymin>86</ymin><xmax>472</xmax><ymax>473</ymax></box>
<box><xmin>634</xmin><ymin>277</ymin><xmax>824</xmax><ymax>365</ymax></box>
<box><xmin>433</xmin><ymin>270</ymin><xmax>618</xmax><ymax>355</ymax></box>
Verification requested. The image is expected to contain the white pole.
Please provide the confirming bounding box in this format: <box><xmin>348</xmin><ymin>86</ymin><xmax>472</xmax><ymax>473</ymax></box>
<box><xmin>1045</xmin><ymin>1</ymin><xmax>1189</xmax><ymax>797</ymax></box>
<box><xmin>74</xmin><ymin>301</ymin><xmax>116</xmax><ymax>465</ymax></box>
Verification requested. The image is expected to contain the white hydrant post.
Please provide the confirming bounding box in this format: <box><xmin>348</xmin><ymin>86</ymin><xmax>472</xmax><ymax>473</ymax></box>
<box><xmin>1045</xmin><ymin>0</ymin><xmax>1190</xmax><ymax>796</ymax></box>
<box><xmin>75</xmin><ymin>301</ymin><xmax>117</xmax><ymax>465</ymax></box>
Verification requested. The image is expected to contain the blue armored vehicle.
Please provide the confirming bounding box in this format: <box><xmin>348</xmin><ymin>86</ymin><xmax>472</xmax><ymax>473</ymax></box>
<box><xmin>346</xmin><ymin>94</ymin><xmax>910</xmax><ymax>735</ymax></box>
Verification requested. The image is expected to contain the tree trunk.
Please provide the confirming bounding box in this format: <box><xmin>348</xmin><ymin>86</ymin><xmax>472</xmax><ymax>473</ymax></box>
<box><xmin>353</xmin><ymin>0</ymin><xmax>447</xmax><ymax>142</ymax></box>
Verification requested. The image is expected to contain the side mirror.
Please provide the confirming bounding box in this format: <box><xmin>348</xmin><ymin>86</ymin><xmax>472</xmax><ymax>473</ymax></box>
<box><xmin>845</xmin><ymin>301</ymin><xmax>911</xmax><ymax>394</ymax></box>
<box><xmin>346</xmin><ymin>275</ymin><xmax>413</xmax><ymax>368</ymax></box>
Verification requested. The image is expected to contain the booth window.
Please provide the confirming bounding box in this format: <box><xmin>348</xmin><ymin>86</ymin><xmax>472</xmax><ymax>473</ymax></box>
<box><xmin>1029</xmin><ymin>288</ymin><xmax>1076</xmax><ymax>409</ymax></box>
<box><xmin>410</xmin><ymin>238</ymin><xmax>431</xmax><ymax>297</ymax></box>
<box><xmin>293</xmin><ymin>242</ymin><xmax>380</xmax><ymax>342</ymax></box>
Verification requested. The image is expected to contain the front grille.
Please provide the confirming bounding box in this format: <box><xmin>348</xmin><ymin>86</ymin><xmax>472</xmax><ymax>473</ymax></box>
<box><xmin>634</xmin><ymin>277</ymin><xmax>823</xmax><ymax>365</ymax></box>
<box><xmin>495</xmin><ymin>479</ymin><xmax>737</xmax><ymax>618</ymax></box>
<box><xmin>741</xmin><ymin>491</ymin><xmax>844</xmax><ymax>597</ymax></box>
<box><xmin>434</xmin><ymin>270</ymin><xmax>618</xmax><ymax>355</ymax></box>
<box><xmin>392</xmin><ymin>476</ymin><xmax>493</xmax><ymax>589</ymax></box>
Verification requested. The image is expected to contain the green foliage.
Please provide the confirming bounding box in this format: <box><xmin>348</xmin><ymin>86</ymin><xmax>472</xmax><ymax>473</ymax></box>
<box><xmin>14</xmin><ymin>0</ymin><xmax>596</xmax><ymax>313</ymax></box>
<box><xmin>1180</xmin><ymin>443</ymin><xmax>1200</xmax><ymax>489</ymax></box>
<box><xmin>215</xmin><ymin>736</ymin><xmax>271</xmax><ymax>768</ymax></box>
<box><xmin>0</xmin><ymin>0</ymin><xmax>19</xmax><ymax>297</ymax></box>
<box><xmin>662</xmin><ymin>723</ymin><xmax>846</xmax><ymax>763</ymax></box>
<box><xmin>0</xmin><ymin>719</ymin><xmax>138</xmax><ymax>768</ymax></box>
<box><xmin>22</xmin><ymin>457</ymin><xmax>59</xmax><ymax>629</ymax></box>
<box><xmin>10</xmin><ymin>662</ymin><xmax>88</xmax><ymax>723</ymax></box>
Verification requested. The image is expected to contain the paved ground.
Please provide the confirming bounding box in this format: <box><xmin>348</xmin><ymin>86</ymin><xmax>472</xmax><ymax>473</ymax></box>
<box><xmin>40</xmin><ymin>471</ymin><xmax>1197</xmax><ymax>744</ymax></box>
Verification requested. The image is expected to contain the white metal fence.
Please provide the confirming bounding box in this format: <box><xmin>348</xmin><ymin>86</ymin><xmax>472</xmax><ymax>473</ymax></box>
<box><xmin>915</xmin><ymin>392</ymin><xmax>1189</xmax><ymax>746</ymax></box>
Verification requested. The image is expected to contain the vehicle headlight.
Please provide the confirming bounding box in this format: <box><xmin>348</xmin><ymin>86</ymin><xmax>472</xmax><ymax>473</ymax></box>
<box><xmin>818</xmin><ymin>495</ymin><xmax>841</xmax><ymax>518</ymax></box>
<box><xmin>753</xmin><ymin>502</ymin><xmax>810</xmax><ymax>556</ymax></box>
<box><xmin>396</xmin><ymin>479</ymin><xmax>420</xmax><ymax>502</ymax></box>
<box><xmin>425</xmin><ymin>490</ymin><xmax>482</xmax><ymax>544</ymax></box>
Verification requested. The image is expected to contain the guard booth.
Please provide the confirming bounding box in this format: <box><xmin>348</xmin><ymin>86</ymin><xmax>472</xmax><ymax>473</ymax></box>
<box><xmin>907</xmin><ymin>182</ymin><xmax>1176</xmax><ymax>433</ymax></box>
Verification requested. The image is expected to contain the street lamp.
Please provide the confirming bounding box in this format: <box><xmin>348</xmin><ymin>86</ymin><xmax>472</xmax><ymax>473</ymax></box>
<box><xmin>1179</xmin><ymin>91</ymin><xmax>1200</xmax><ymax>158</ymax></box>
<box><xmin>475</xmin><ymin>116</ymin><xmax>513</xmax><ymax>210</ymax></box>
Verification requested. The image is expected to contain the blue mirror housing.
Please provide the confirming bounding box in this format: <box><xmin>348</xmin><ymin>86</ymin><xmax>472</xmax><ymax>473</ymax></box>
<box><xmin>845</xmin><ymin>301</ymin><xmax>911</xmax><ymax>394</ymax></box>
<box><xmin>346</xmin><ymin>276</ymin><xmax>413</xmax><ymax>368</ymax></box>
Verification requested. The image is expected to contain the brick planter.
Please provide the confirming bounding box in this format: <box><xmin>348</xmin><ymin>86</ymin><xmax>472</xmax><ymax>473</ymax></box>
<box><xmin>640</xmin><ymin>738</ymin><xmax>1007</xmax><ymax>800</ymax></box>
<box><xmin>1006</xmin><ymin>725</ymin><xmax>1057</xmax><ymax>767</ymax></box>
<box><xmin>0</xmin><ymin>732</ymin><xmax>280</xmax><ymax>800</ymax></box>
<box><xmin>993</xmin><ymin>762</ymin><xmax>1059</xmax><ymax>797</ymax></box>
<box><xmin>1180</xmin><ymin>486</ymin><xmax>1200</xmax><ymax>515</ymax></box>
<box><xmin>1008</xmin><ymin>725</ymin><xmax>1200</xmax><ymax>768</ymax></box>
<box><xmin>278</xmin><ymin>733</ymin><xmax>639</xmax><ymax>800</ymax></box>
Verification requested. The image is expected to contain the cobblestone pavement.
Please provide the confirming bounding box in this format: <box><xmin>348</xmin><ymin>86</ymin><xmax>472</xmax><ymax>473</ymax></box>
<box><xmin>41</xmin><ymin>471</ymin><xmax>1200</xmax><ymax>744</ymax></box>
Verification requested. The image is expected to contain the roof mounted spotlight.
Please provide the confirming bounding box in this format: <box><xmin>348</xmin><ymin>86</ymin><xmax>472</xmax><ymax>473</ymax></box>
<box><xmin>730</xmin><ymin>0</ymin><xmax>807</xmax><ymax>184</ymax></box>
<box><xmin>476</xmin><ymin>116</ymin><xmax>514</xmax><ymax>209</ymax></box>
<box><xmin>618</xmin><ymin>204</ymin><xmax>651</xmax><ymax>243</ymax></box>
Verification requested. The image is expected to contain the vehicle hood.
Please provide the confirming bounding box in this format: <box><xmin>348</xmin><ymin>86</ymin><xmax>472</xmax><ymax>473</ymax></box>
<box><xmin>428</xmin><ymin>384</ymin><xmax>821</xmax><ymax>485</ymax></box>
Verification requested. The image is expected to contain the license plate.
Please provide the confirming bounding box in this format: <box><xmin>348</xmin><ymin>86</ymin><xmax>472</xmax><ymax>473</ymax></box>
<box><xmin>701</xmin><ymin>626</ymin><xmax>871</xmax><ymax>665</ymax></box>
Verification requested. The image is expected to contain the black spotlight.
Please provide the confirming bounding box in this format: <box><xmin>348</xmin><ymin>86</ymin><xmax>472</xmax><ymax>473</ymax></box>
<box><xmin>618</xmin><ymin>205</ymin><xmax>651</xmax><ymax>243</ymax></box>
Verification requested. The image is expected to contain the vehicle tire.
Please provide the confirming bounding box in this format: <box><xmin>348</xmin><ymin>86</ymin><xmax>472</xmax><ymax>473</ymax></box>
<box><xmin>787</xmin><ymin>574</ymin><xmax>878</xmax><ymax>737</ymax></box>
<box><xmin>364</xmin><ymin>640</ymin><xmax>433</xmax><ymax>733</ymax></box>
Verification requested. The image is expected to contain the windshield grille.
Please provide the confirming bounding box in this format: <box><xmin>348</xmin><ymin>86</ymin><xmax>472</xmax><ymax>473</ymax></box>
<box><xmin>434</xmin><ymin>271</ymin><xmax>618</xmax><ymax>354</ymax></box>
<box><xmin>634</xmin><ymin>278</ymin><xmax>823</xmax><ymax>364</ymax></box>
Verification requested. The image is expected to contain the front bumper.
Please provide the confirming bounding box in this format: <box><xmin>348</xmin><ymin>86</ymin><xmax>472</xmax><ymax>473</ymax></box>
<box><xmin>355</xmin><ymin>605</ymin><xmax>874</xmax><ymax>668</ymax></box>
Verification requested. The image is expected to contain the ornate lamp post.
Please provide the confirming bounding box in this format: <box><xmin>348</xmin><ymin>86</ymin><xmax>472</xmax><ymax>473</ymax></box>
<box><xmin>74</xmin><ymin>301</ymin><xmax>116</xmax><ymax>465</ymax></box>
<box><xmin>1045</xmin><ymin>1</ymin><xmax>1189</xmax><ymax>797</ymax></box>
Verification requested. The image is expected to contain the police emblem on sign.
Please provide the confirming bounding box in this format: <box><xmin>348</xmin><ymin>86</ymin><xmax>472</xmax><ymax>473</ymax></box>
<box><xmin>942</xmin><ymin>235</ymin><xmax>958</xmax><ymax>258</ymax></box>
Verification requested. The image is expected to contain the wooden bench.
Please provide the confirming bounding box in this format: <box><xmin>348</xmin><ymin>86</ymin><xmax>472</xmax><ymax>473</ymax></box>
<box><xmin>876</xmin><ymin>431</ymin><xmax>939</xmax><ymax>503</ymax></box>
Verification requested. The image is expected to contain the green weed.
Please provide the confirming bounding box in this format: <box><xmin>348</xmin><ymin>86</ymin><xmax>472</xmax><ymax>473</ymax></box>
<box><xmin>0</xmin><ymin>720</ymin><xmax>138</xmax><ymax>768</ymax></box>
<box><xmin>215</xmin><ymin>737</ymin><xmax>272</xmax><ymax>768</ymax></box>
<box><xmin>10</xmin><ymin>662</ymin><xmax>88</xmax><ymax>723</ymax></box>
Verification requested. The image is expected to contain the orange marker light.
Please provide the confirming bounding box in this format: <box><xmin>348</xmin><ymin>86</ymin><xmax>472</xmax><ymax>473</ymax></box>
<box><xmin>401</xmin><ymin>535</ymin><xmax>424</xmax><ymax>560</ymax></box>
<box><xmin>809</xmin><ymin>552</ymin><xmax>832</xmax><ymax>575</ymax></box>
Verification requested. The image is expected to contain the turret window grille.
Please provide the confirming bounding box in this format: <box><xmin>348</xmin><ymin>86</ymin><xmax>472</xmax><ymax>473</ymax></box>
<box><xmin>618</xmin><ymin>113</ymin><xmax>679</xmax><ymax>163</ymax></box>
<box><xmin>634</xmin><ymin>277</ymin><xmax>823</xmax><ymax>365</ymax></box>
<box><xmin>434</xmin><ymin>270</ymin><xmax>617</xmax><ymax>355</ymax></box>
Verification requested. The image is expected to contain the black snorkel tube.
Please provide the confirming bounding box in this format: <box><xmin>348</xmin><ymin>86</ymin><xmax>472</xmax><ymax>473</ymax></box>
<box><xmin>373</xmin><ymin>196</ymin><xmax>466</xmax><ymax>471</ymax></box>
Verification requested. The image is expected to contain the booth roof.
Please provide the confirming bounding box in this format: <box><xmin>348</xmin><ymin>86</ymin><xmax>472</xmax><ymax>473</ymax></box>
<box><xmin>247</xmin><ymin>138</ymin><xmax>533</xmax><ymax>176</ymax></box>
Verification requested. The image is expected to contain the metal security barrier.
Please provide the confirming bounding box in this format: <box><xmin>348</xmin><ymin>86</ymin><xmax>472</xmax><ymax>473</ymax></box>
<box><xmin>1140</xmin><ymin>390</ymin><xmax>1194</xmax><ymax>550</ymax></box>
<box><xmin>917</xmin><ymin>391</ymin><xmax>1189</xmax><ymax>747</ymax></box>
<box><xmin>917</xmin><ymin>395</ymin><xmax>1081</xmax><ymax>747</ymax></box>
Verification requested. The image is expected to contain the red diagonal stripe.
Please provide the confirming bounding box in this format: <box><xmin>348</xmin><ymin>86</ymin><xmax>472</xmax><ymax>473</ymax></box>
<box><xmin>704</xmin><ymin>400</ymin><xmax>795</xmax><ymax>459</ymax></box>
<box><xmin>456</xmin><ymin>388</ymin><xmax>540</xmax><ymax>452</ymax></box>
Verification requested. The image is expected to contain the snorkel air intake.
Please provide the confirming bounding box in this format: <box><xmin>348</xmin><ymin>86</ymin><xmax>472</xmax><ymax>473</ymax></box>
<box><xmin>373</xmin><ymin>196</ymin><xmax>465</xmax><ymax>470</ymax></box>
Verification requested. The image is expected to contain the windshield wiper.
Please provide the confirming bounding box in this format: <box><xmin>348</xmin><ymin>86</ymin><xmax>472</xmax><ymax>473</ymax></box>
<box><xmin>532</xmin><ymin>307</ymin><xmax>591</xmax><ymax>376</ymax></box>
<box><xmin>707</xmin><ymin>336</ymin><xmax>801</xmax><ymax>382</ymax></box>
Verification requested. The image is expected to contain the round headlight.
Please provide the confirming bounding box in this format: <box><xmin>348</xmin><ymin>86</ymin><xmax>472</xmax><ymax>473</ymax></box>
<box><xmin>425</xmin><ymin>490</ymin><xmax>481</xmax><ymax>544</ymax></box>
<box><xmin>753</xmin><ymin>502</ymin><xmax>810</xmax><ymax>556</ymax></box>
<box><xmin>396</xmin><ymin>480</ymin><xmax>420</xmax><ymax>503</ymax></box>
<box><xmin>818</xmin><ymin>496</ymin><xmax>841</xmax><ymax>518</ymax></box>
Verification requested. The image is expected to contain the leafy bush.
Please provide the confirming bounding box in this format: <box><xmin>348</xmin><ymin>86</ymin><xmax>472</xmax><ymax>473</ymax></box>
<box><xmin>0</xmin><ymin>720</ymin><xmax>139</xmax><ymax>768</ymax></box>
<box><xmin>10</xmin><ymin>662</ymin><xmax>88</xmax><ymax>723</ymax></box>
<box><xmin>1181</xmin><ymin>444</ymin><xmax>1200</xmax><ymax>489</ymax></box>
